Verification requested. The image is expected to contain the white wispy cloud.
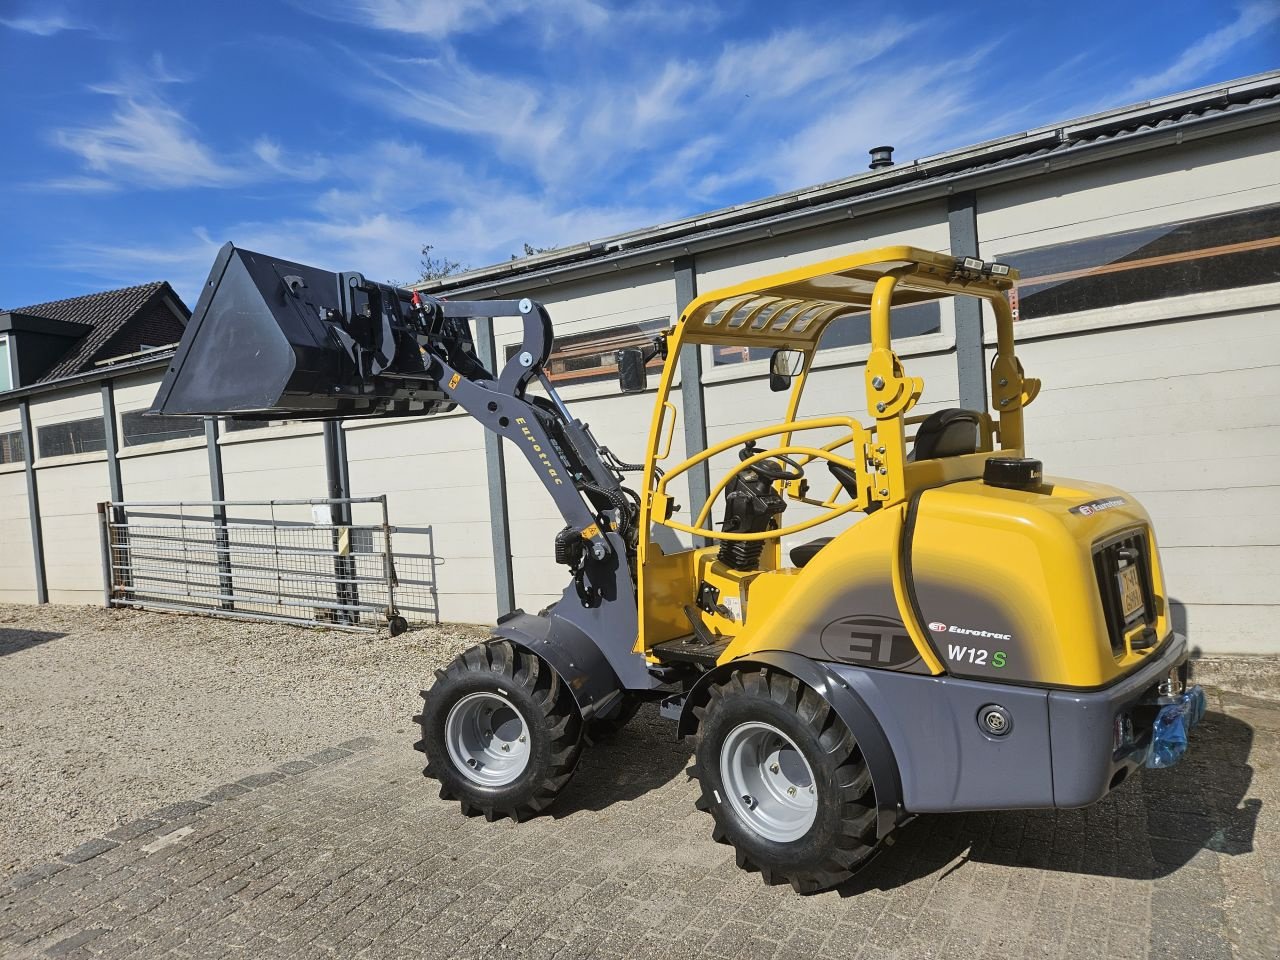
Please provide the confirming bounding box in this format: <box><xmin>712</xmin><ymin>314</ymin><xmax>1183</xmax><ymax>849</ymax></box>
<box><xmin>59</xmin><ymin>138</ymin><xmax>679</xmax><ymax>298</ymax></box>
<box><xmin>54</xmin><ymin>95</ymin><xmax>243</xmax><ymax>189</ymax></box>
<box><xmin>1120</xmin><ymin>1</ymin><xmax>1280</xmax><ymax>102</ymax></box>
<box><xmin>0</xmin><ymin>13</ymin><xmax>80</xmax><ymax>36</ymax></box>
<box><xmin>295</xmin><ymin>0</ymin><xmax>716</xmax><ymax>41</ymax></box>
<box><xmin>47</xmin><ymin>63</ymin><xmax>331</xmax><ymax>191</ymax></box>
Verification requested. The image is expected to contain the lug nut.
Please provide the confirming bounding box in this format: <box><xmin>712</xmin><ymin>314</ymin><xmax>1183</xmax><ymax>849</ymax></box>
<box><xmin>770</xmin><ymin>763</ymin><xmax>780</xmax><ymax>774</ymax></box>
<box><xmin>518</xmin><ymin>735</ymin><xmax>526</xmax><ymax>743</ymax></box>
<box><xmin>501</xmin><ymin>743</ymin><xmax>510</xmax><ymax>752</ymax></box>
<box><xmin>787</xmin><ymin>786</ymin><xmax>797</xmax><ymax>797</ymax></box>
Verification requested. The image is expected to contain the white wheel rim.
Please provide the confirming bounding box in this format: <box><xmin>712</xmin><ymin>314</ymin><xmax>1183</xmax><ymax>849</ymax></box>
<box><xmin>444</xmin><ymin>692</ymin><xmax>530</xmax><ymax>786</ymax></box>
<box><xmin>719</xmin><ymin>721</ymin><xmax>818</xmax><ymax>842</ymax></box>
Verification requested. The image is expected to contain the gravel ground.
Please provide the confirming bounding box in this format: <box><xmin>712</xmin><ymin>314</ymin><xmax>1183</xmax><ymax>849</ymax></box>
<box><xmin>0</xmin><ymin>603</ymin><xmax>486</xmax><ymax>878</ymax></box>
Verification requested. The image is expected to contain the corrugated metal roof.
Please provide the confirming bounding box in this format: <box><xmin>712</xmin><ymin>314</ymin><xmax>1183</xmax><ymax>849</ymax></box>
<box><xmin>425</xmin><ymin>70</ymin><xmax>1280</xmax><ymax>297</ymax></box>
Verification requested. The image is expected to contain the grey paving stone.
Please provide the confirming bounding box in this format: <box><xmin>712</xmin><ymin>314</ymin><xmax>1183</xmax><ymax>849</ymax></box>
<box><xmin>61</xmin><ymin>838</ymin><xmax>118</xmax><ymax>864</ymax></box>
<box><xmin>236</xmin><ymin>771</ymin><xmax>287</xmax><ymax>789</ymax></box>
<box><xmin>202</xmin><ymin>782</ymin><xmax>252</xmax><ymax>802</ymax></box>
<box><xmin>149</xmin><ymin>800</ymin><xmax>211</xmax><ymax>823</ymax></box>
<box><xmin>274</xmin><ymin>759</ymin><xmax>318</xmax><ymax>776</ymax></box>
<box><xmin>0</xmin><ymin>695</ymin><xmax>1274</xmax><ymax>960</ymax></box>
<box><xmin>104</xmin><ymin>817</ymin><xmax>166</xmax><ymax>843</ymax></box>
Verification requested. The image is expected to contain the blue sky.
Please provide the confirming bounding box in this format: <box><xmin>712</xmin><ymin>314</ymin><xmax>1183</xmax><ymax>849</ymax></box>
<box><xmin>1</xmin><ymin>0</ymin><xmax>1277</xmax><ymax>308</ymax></box>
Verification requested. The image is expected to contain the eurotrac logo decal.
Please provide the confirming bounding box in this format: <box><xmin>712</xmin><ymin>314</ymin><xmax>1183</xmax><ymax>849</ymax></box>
<box><xmin>1070</xmin><ymin>496</ymin><xmax>1127</xmax><ymax>516</ymax></box>
<box><xmin>928</xmin><ymin>621</ymin><xmax>1011</xmax><ymax>641</ymax></box>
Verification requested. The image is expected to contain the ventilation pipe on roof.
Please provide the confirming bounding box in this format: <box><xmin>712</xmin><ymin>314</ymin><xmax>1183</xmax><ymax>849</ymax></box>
<box><xmin>869</xmin><ymin>145</ymin><xmax>894</xmax><ymax>170</ymax></box>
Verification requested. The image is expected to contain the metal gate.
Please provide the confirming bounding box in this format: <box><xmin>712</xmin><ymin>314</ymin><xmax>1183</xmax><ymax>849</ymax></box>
<box><xmin>98</xmin><ymin>497</ymin><xmax>439</xmax><ymax>631</ymax></box>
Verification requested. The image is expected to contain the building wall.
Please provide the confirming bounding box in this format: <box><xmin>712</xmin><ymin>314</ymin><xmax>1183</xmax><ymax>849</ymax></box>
<box><xmin>0</xmin><ymin>403</ymin><xmax>35</xmax><ymax>602</ymax></box>
<box><xmin>0</xmin><ymin>125</ymin><xmax>1276</xmax><ymax>656</ymax></box>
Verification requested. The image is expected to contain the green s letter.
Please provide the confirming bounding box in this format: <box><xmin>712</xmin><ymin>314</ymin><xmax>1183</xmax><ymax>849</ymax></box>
<box><xmin>992</xmin><ymin>651</ymin><xmax>1007</xmax><ymax>668</ymax></box>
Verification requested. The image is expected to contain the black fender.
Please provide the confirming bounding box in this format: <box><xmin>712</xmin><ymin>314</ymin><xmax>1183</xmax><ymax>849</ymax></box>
<box><xmin>492</xmin><ymin>609</ymin><xmax>624</xmax><ymax>722</ymax></box>
<box><xmin>678</xmin><ymin>651</ymin><xmax>904</xmax><ymax>838</ymax></box>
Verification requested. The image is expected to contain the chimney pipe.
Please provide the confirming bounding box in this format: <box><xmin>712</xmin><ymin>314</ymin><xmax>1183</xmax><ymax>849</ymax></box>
<box><xmin>869</xmin><ymin>145</ymin><xmax>894</xmax><ymax>170</ymax></box>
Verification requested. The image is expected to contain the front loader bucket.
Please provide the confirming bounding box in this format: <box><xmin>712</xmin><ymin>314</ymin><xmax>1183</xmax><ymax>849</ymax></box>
<box><xmin>150</xmin><ymin>243</ymin><xmax>447</xmax><ymax>420</ymax></box>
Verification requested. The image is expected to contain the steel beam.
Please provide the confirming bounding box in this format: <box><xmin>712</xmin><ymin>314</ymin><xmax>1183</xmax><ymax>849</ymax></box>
<box><xmin>474</xmin><ymin>316</ymin><xmax>517</xmax><ymax>617</ymax></box>
<box><xmin>17</xmin><ymin>400</ymin><xmax>47</xmax><ymax>603</ymax></box>
<box><xmin>947</xmin><ymin>192</ymin><xmax>989</xmax><ymax>412</ymax></box>
<box><xmin>100</xmin><ymin>383</ymin><xmax>124</xmax><ymax>503</ymax></box>
<box><xmin>205</xmin><ymin>417</ymin><xmax>234</xmax><ymax>609</ymax></box>
<box><xmin>323</xmin><ymin>419</ymin><xmax>358</xmax><ymax>622</ymax></box>
<box><xmin>675</xmin><ymin>255</ymin><xmax>710</xmax><ymax>545</ymax></box>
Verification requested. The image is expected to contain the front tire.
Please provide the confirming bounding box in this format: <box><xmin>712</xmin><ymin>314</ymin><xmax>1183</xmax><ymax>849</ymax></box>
<box><xmin>690</xmin><ymin>667</ymin><xmax>883</xmax><ymax>893</ymax></box>
<box><xmin>415</xmin><ymin>640</ymin><xmax>583</xmax><ymax>821</ymax></box>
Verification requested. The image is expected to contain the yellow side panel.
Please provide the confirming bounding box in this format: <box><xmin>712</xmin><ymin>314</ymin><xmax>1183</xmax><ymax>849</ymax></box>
<box><xmin>910</xmin><ymin>478</ymin><xmax>1170</xmax><ymax>688</ymax></box>
<box><xmin>637</xmin><ymin>543</ymin><xmax>695</xmax><ymax>651</ymax></box>
<box><xmin>720</xmin><ymin>506</ymin><xmax>944</xmax><ymax>675</ymax></box>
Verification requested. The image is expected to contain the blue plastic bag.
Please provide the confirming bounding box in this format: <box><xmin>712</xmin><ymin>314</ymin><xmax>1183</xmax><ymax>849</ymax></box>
<box><xmin>1145</xmin><ymin>685</ymin><xmax>1206</xmax><ymax>769</ymax></box>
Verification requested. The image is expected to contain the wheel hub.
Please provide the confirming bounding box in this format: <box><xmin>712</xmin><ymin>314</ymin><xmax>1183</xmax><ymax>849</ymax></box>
<box><xmin>444</xmin><ymin>692</ymin><xmax>530</xmax><ymax>786</ymax></box>
<box><xmin>720</xmin><ymin>721</ymin><xmax>817</xmax><ymax>842</ymax></box>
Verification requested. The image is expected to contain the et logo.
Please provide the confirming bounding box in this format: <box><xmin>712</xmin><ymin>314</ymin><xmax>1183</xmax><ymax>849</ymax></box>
<box><xmin>928</xmin><ymin>621</ymin><xmax>947</xmax><ymax>631</ymax></box>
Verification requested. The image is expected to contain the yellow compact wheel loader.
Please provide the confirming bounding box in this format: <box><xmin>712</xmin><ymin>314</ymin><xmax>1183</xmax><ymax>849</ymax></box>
<box><xmin>152</xmin><ymin>242</ymin><xmax>1206</xmax><ymax>893</ymax></box>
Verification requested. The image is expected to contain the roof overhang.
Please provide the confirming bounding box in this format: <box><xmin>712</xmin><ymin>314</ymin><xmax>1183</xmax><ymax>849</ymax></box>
<box><xmin>421</xmin><ymin>70</ymin><xmax>1280</xmax><ymax>300</ymax></box>
<box><xmin>0</xmin><ymin>311</ymin><xmax>91</xmax><ymax>339</ymax></box>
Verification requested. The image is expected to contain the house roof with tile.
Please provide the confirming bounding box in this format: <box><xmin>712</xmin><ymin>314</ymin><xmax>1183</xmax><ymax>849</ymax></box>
<box><xmin>3</xmin><ymin>281</ymin><xmax>189</xmax><ymax>382</ymax></box>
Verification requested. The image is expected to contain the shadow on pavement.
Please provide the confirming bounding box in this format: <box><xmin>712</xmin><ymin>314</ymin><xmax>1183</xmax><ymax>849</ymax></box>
<box><xmin>554</xmin><ymin>705</ymin><xmax>693</xmax><ymax>816</ymax></box>
<box><xmin>840</xmin><ymin>708</ymin><xmax>1260</xmax><ymax>895</ymax></box>
<box><xmin>0</xmin><ymin>628</ymin><xmax>67</xmax><ymax>658</ymax></box>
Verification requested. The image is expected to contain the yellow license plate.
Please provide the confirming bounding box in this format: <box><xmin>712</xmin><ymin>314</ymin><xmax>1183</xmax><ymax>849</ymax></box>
<box><xmin>1119</xmin><ymin>565</ymin><xmax>1143</xmax><ymax>619</ymax></box>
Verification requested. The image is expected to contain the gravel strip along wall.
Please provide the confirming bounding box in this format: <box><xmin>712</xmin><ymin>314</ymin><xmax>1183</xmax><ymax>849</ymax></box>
<box><xmin>0</xmin><ymin>603</ymin><xmax>485</xmax><ymax>877</ymax></box>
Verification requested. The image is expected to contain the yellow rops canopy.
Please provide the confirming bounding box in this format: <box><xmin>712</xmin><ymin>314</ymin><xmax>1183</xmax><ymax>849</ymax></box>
<box><xmin>679</xmin><ymin>245</ymin><xmax>1018</xmax><ymax>349</ymax></box>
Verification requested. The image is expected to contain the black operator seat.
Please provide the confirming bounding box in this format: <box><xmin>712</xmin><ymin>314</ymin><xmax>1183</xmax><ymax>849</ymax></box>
<box><xmin>908</xmin><ymin>408</ymin><xmax>981</xmax><ymax>462</ymax></box>
<box><xmin>789</xmin><ymin>408</ymin><xmax>983</xmax><ymax>569</ymax></box>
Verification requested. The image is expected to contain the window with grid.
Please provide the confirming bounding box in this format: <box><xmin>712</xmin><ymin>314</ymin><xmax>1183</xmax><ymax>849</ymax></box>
<box><xmin>0</xmin><ymin>430</ymin><xmax>23</xmax><ymax>465</ymax></box>
<box><xmin>38</xmin><ymin>416</ymin><xmax>107</xmax><ymax>457</ymax></box>
<box><xmin>121</xmin><ymin>410</ymin><xmax>204</xmax><ymax>446</ymax></box>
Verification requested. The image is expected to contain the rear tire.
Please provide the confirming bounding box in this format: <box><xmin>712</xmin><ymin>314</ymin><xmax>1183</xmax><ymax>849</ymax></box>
<box><xmin>690</xmin><ymin>667</ymin><xmax>883</xmax><ymax>893</ymax></box>
<box><xmin>414</xmin><ymin>640</ymin><xmax>583</xmax><ymax>821</ymax></box>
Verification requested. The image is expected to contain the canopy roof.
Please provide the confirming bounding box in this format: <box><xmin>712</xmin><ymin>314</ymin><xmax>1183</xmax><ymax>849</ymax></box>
<box><xmin>680</xmin><ymin>245</ymin><xmax>1017</xmax><ymax>348</ymax></box>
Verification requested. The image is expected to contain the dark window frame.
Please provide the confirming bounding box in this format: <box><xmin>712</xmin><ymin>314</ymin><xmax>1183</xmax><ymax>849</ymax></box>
<box><xmin>1000</xmin><ymin>202</ymin><xmax>1280</xmax><ymax>323</ymax></box>
<box><xmin>121</xmin><ymin>410</ymin><xmax>205</xmax><ymax>447</ymax></box>
<box><xmin>37</xmin><ymin>416</ymin><xmax>107</xmax><ymax>458</ymax></box>
<box><xmin>504</xmin><ymin>316</ymin><xmax>670</xmax><ymax>386</ymax></box>
<box><xmin>0</xmin><ymin>429</ymin><xmax>24</xmax><ymax>465</ymax></box>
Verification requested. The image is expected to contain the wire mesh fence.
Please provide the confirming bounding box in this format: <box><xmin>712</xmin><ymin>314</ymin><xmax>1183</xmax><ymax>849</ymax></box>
<box><xmin>98</xmin><ymin>497</ymin><xmax>439</xmax><ymax>632</ymax></box>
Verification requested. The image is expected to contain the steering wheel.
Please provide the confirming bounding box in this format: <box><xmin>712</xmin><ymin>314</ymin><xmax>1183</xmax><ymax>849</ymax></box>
<box><xmin>740</xmin><ymin>443</ymin><xmax>805</xmax><ymax>483</ymax></box>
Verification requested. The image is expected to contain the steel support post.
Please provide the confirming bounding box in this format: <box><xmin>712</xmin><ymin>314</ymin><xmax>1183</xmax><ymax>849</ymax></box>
<box><xmin>323</xmin><ymin>419</ymin><xmax>359</xmax><ymax>623</ymax></box>
<box><xmin>475</xmin><ymin>315</ymin><xmax>518</xmax><ymax>617</ymax></box>
<box><xmin>675</xmin><ymin>255</ymin><xmax>711</xmax><ymax>546</ymax></box>
<box><xmin>18</xmin><ymin>400</ymin><xmax>47</xmax><ymax>603</ymax></box>
<box><xmin>99</xmin><ymin>382</ymin><xmax>134</xmax><ymax>598</ymax></box>
<box><xmin>948</xmin><ymin>192</ymin><xmax>989</xmax><ymax>412</ymax></box>
<box><xmin>205</xmin><ymin>417</ymin><xmax>235</xmax><ymax>610</ymax></box>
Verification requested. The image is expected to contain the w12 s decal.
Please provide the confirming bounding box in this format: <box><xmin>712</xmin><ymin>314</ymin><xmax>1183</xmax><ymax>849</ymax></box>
<box><xmin>928</xmin><ymin>622</ymin><xmax>1009</xmax><ymax>669</ymax></box>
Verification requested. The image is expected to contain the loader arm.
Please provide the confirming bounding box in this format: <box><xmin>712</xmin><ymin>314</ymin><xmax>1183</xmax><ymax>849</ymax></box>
<box><xmin>150</xmin><ymin>243</ymin><xmax>655</xmax><ymax>695</ymax></box>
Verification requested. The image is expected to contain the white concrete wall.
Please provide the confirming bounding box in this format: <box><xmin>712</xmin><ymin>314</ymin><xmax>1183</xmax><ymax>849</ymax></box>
<box><xmin>977</xmin><ymin>127</ymin><xmax>1280</xmax><ymax>655</ymax></box>
<box><xmin>497</xmin><ymin>266</ymin><xmax>680</xmax><ymax>612</ymax></box>
<box><xmin>26</xmin><ymin>386</ymin><xmax>108</xmax><ymax>604</ymax></box>
<box><xmin>0</xmin><ymin>402</ymin><xmax>34</xmax><ymax>602</ymax></box>
<box><xmin>345</xmin><ymin>412</ymin><xmax>494</xmax><ymax>625</ymax></box>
